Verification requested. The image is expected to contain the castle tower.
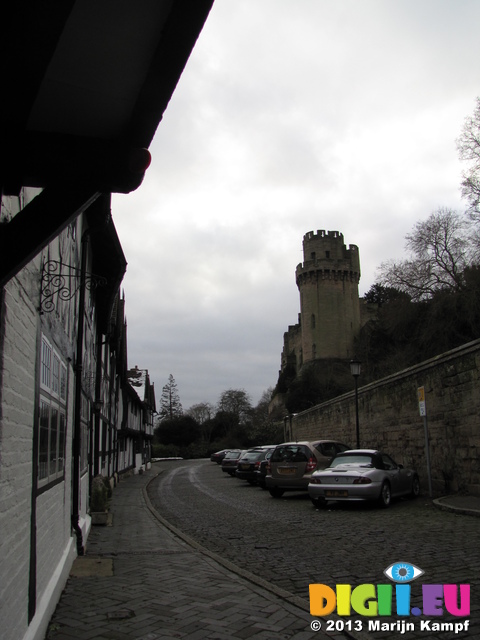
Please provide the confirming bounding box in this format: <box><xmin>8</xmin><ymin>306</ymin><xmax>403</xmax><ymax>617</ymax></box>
<box><xmin>295</xmin><ymin>230</ymin><xmax>361</xmax><ymax>363</ymax></box>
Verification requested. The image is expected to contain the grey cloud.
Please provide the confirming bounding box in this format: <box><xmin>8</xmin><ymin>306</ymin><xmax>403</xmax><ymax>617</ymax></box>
<box><xmin>112</xmin><ymin>0</ymin><xmax>479</xmax><ymax>408</ymax></box>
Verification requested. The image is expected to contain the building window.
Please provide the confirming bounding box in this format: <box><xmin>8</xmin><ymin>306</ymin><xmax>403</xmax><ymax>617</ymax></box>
<box><xmin>80</xmin><ymin>394</ymin><xmax>89</xmax><ymax>475</ymax></box>
<box><xmin>41</xmin><ymin>337</ymin><xmax>52</xmax><ymax>389</ymax></box>
<box><xmin>38</xmin><ymin>335</ymin><xmax>67</xmax><ymax>488</ymax></box>
<box><xmin>311</xmin><ymin>314</ymin><xmax>316</xmax><ymax>329</ymax></box>
<box><xmin>52</xmin><ymin>354</ymin><xmax>60</xmax><ymax>395</ymax></box>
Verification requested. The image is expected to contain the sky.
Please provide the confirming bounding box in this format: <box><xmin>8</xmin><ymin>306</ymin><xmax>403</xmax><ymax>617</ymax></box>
<box><xmin>112</xmin><ymin>0</ymin><xmax>480</xmax><ymax>411</ymax></box>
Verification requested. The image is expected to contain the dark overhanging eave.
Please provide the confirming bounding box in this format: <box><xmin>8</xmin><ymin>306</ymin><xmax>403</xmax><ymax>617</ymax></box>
<box><xmin>1</xmin><ymin>0</ymin><xmax>215</xmax><ymax>194</ymax></box>
<box><xmin>0</xmin><ymin>0</ymin><xmax>214</xmax><ymax>287</ymax></box>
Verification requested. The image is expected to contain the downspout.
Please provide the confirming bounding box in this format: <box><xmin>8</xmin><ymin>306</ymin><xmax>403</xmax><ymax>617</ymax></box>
<box><xmin>71</xmin><ymin>230</ymin><xmax>89</xmax><ymax>556</ymax></box>
<box><xmin>113</xmin><ymin>354</ymin><xmax>119</xmax><ymax>477</ymax></box>
<box><xmin>93</xmin><ymin>336</ymin><xmax>102</xmax><ymax>477</ymax></box>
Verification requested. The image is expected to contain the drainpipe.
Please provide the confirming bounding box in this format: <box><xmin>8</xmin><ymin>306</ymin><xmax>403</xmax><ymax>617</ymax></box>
<box><xmin>71</xmin><ymin>230</ymin><xmax>89</xmax><ymax>556</ymax></box>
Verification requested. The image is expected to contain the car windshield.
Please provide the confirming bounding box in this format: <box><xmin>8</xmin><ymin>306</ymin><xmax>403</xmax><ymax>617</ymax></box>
<box><xmin>329</xmin><ymin>454</ymin><xmax>374</xmax><ymax>468</ymax></box>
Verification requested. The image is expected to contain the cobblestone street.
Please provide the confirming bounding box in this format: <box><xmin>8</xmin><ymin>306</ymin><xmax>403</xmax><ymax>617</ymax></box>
<box><xmin>148</xmin><ymin>459</ymin><xmax>480</xmax><ymax>640</ymax></box>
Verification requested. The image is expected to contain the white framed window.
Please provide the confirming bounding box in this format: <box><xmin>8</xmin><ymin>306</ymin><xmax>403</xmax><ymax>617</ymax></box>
<box><xmin>41</xmin><ymin>337</ymin><xmax>52</xmax><ymax>390</ymax></box>
<box><xmin>52</xmin><ymin>353</ymin><xmax>60</xmax><ymax>396</ymax></box>
<box><xmin>38</xmin><ymin>334</ymin><xmax>68</xmax><ymax>488</ymax></box>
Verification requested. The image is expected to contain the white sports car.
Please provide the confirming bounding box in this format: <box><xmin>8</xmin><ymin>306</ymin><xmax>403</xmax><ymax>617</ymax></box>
<box><xmin>308</xmin><ymin>449</ymin><xmax>420</xmax><ymax>508</ymax></box>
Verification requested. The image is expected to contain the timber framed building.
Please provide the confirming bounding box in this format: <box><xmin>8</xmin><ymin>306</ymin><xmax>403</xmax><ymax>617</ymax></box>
<box><xmin>0</xmin><ymin>3</ymin><xmax>213</xmax><ymax>640</ymax></box>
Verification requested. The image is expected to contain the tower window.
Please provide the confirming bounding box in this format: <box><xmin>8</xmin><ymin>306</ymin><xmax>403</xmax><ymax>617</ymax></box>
<box><xmin>311</xmin><ymin>314</ymin><xmax>316</xmax><ymax>329</ymax></box>
<box><xmin>325</xmin><ymin>251</ymin><xmax>330</xmax><ymax>258</ymax></box>
<box><xmin>311</xmin><ymin>252</ymin><xmax>316</xmax><ymax>260</ymax></box>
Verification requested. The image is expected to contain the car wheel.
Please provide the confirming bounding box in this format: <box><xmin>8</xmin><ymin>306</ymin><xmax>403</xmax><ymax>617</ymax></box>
<box><xmin>378</xmin><ymin>482</ymin><xmax>391</xmax><ymax>508</ymax></box>
<box><xmin>269</xmin><ymin>487</ymin><xmax>285</xmax><ymax>499</ymax></box>
<box><xmin>410</xmin><ymin>475</ymin><xmax>420</xmax><ymax>498</ymax></box>
<box><xmin>311</xmin><ymin>497</ymin><xmax>327</xmax><ymax>509</ymax></box>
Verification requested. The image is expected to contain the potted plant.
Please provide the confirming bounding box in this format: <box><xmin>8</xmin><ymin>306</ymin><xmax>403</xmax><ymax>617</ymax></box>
<box><xmin>89</xmin><ymin>475</ymin><xmax>112</xmax><ymax>525</ymax></box>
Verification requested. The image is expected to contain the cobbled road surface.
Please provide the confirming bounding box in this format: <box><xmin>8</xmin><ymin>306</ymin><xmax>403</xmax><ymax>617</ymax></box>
<box><xmin>147</xmin><ymin>458</ymin><xmax>479</xmax><ymax>640</ymax></box>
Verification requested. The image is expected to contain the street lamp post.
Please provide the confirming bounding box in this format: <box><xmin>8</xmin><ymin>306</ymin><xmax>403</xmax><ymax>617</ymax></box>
<box><xmin>350</xmin><ymin>357</ymin><xmax>361</xmax><ymax>448</ymax></box>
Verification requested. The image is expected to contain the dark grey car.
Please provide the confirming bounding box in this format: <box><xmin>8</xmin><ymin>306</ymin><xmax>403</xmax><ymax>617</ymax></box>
<box><xmin>235</xmin><ymin>447</ymin><xmax>276</xmax><ymax>484</ymax></box>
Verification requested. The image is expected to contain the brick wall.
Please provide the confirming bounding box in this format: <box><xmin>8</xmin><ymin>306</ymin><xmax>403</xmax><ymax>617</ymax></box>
<box><xmin>0</xmin><ymin>220</ymin><xmax>79</xmax><ymax>640</ymax></box>
<box><xmin>0</xmin><ymin>261</ymin><xmax>39</xmax><ymax>640</ymax></box>
<box><xmin>290</xmin><ymin>339</ymin><xmax>480</xmax><ymax>496</ymax></box>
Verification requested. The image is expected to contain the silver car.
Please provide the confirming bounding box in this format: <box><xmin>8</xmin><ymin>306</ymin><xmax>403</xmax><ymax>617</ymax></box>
<box><xmin>308</xmin><ymin>449</ymin><xmax>420</xmax><ymax>508</ymax></box>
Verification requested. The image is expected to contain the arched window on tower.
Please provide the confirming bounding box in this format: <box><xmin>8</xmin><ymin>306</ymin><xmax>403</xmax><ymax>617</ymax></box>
<box><xmin>311</xmin><ymin>314</ymin><xmax>316</xmax><ymax>329</ymax></box>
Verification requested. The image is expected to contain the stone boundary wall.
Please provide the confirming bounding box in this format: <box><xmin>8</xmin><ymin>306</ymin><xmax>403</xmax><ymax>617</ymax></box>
<box><xmin>290</xmin><ymin>339</ymin><xmax>480</xmax><ymax>496</ymax></box>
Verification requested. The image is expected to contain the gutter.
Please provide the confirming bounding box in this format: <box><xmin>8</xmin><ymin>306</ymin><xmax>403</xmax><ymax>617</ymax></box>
<box><xmin>71</xmin><ymin>230</ymin><xmax>89</xmax><ymax>556</ymax></box>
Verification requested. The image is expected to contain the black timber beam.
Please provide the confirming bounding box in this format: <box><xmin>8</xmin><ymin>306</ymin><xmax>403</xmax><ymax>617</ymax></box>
<box><xmin>0</xmin><ymin>187</ymin><xmax>100</xmax><ymax>288</ymax></box>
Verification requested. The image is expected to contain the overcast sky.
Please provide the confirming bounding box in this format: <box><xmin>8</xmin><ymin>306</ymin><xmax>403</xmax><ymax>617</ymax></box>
<box><xmin>112</xmin><ymin>0</ymin><xmax>480</xmax><ymax>411</ymax></box>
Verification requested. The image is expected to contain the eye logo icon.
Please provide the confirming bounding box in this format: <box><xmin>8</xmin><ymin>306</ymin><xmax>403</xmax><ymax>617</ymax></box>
<box><xmin>383</xmin><ymin>561</ymin><xmax>424</xmax><ymax>583</ymax></box>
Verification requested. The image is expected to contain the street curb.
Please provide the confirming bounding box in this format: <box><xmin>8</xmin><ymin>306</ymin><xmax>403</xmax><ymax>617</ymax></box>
<box><xmin>142</xmin><ymin>471</ymin><xmax>370</xmax><ymax>640</ymax></box>
<box><xmin>432</xmin><ymin>497</ymin><xmax>480</xmax><ymax>518</ymax></box>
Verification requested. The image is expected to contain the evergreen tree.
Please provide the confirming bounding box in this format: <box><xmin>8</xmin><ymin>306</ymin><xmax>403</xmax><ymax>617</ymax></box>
<box><xmin>159</xmin><ymin>374</ymin><xmax>183</xmax><ymax>421</ymax></box>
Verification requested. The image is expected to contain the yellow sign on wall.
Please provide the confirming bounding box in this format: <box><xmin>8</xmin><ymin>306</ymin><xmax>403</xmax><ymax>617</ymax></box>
<box><xmin>417</xmin><ymin>387</ymin><xmax>426</xmax><ymax>416</ymax></box>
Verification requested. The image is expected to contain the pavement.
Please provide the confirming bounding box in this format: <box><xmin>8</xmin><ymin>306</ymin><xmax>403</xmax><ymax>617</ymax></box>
<box><xmin>432</xmin><ymin>493</ymin><xmax>480</xmax><ymax>517</ymax></box>
<box><xmin>44</xmin><ymin>468</ymin><xmax>480</xmax><ymax>640</ymax></box>
<box><xmin>45</xmin><ymin>468</ymin><xmax>342</xmax><ymax>640</ymax></box>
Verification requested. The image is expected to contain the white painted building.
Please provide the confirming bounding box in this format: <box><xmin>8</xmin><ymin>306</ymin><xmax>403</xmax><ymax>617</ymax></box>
<box><xmin>0</xmin><ymin>189</ymin><xmax>157</xmax><ymax>640</ymax></box>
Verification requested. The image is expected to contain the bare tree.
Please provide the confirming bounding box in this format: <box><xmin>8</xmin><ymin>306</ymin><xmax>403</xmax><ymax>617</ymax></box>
<box><xmin>378</xmin><ymin>208</ymin><xmax>474</xmax><ymax>301</ymax></box>
<box><xmin>186</xmin><ymin>402</ymin><xmax>215</xmax><ymax>442</ymax></box>
<box><xmin>217</xmin><ymin>388</ymin><xmax>252</xmax><ymax>425</ymax></box>
<box><xmin>457</xmin><ymin>96</ymin><xmax>480</xmax><ymax>218</ymax></box>
<box><xmin>186</xmin><ymin>402</ymin><xmax>214</xmax><ymax>424</ymax></box>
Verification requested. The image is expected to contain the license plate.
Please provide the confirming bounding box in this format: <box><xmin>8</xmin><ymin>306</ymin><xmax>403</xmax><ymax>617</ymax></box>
<box><xmin>325</xmin><ymin>490</ymin><xmax>348</xmax><ymax>498</ymax></box>
<box><xmin>278</xmin><ymin>467</ymin><xmax>296</xmax><ymax>475</ymax></box>
<box><xmin>240</xmin><ymin>464</ymin><xmax>249</xmax><ymax>470</ymax></box>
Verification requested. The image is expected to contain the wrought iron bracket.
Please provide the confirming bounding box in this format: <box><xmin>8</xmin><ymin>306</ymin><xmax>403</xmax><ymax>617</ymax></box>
<box><xmin>39</xmin><ymin>259</ymin><xmax>107</xmax><ymax>314</ymax></box>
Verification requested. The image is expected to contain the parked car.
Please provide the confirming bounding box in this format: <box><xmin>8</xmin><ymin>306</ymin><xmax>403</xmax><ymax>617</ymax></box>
<box><xmin>266</xmin><ymin>440</ymin><xmax>349</xmax><ymax>498</ymax></box>
<box><xmin>255</xmin><ymin>447</ymin><xmax>276</xmax><ymax>488</ymax></box>
<box><xmin>308</xmin><ymin>449</ymin><xmax>420</xmax><ymax>508</ymax></box>
<box><xmin>221</xmin><ymin>449</ymin><xmax>245</xmax><ymax>475</ymax></box>
<box><xmin>210</xmin><ymin>449</ymin><xmax>230</xmax><ymax>464</ymax></box>
<box><xmin>235</xmin><ymin>447</ymin><xmax>276</xmax><ymax>484</ymax></box>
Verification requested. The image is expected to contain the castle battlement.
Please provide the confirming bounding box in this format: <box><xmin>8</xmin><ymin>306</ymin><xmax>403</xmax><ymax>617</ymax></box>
<box><xmin>304</xmin><ymin>229</ymin><xmax>343</xmax><ymax>241</ymax></box>
<box><xmin>296</xmin><ymin>228</ymin><xmax>360</xmax><ymax>282</ymax></box>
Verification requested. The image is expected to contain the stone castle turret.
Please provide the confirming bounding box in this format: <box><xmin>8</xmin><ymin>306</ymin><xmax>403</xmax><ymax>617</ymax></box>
<box><xmin>280</xmin><ymin>230</ymin><xmax>361</xmax><ymax>375</ymax></box>
<box><xmin>296</xmin><ymin>229</ymin><xmax>361</xmax><ymax>362</ymax></box>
